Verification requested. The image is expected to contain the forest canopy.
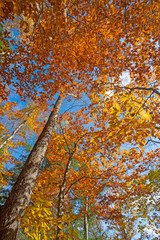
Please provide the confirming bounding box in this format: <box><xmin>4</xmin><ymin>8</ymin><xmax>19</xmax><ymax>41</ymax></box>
<box><xmin>0</xmin><ymin>0</ymin><xmax>160</xmax><ymax>239</ymax></box>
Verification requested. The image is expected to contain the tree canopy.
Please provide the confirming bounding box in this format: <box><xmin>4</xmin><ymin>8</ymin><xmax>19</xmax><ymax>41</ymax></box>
<box><xmin>0</xmin><ymin>0</ymin><xmax>159</xmax><ymax>239</ymax></box>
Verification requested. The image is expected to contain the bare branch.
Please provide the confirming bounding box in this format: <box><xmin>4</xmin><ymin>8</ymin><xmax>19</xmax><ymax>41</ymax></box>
<box><xmin>116</xmin><ymin>86</ymin><xmax>160</xmax><ymax>96</ymax></box>
<box><xmin>146</xmin><ymin>139</ymin><xmax>160</xmax><ymax>145</ymax></box>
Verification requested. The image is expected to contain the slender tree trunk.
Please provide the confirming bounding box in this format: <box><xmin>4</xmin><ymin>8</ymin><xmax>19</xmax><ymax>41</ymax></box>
<box><xmin>0</xmin><ymin>120</ymin><xmax>26</xmax><ymax>149</ymax></box>
<box><xmin>56</xmin><ymin>152</ymin><xmax>74</xmax><ymax>240</ymax></box>
<box><xmin>0</xmin><ymin>96</ymin><xmax>64</xmax><ymax>240</ymax></box>
<box><xmin>84</xmin><ymin>196</ymin><xmax>89</xmax><ymax>240</ymax></box>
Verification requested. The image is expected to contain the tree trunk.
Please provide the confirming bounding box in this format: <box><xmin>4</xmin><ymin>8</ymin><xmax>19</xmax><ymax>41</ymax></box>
<box><xmin>84</xmin><ymin>196</ymin><xmax>89</xmax><ymax>240</ymax></box>
<box><xmin>0</xmin><ymin>120</ymin><xmax>26</xmax><ymax>149</ymax></box>
<box><xmin>56</xmin><ymin>152</ymin><xmax>74</xmax><ymax>240</ymax></box>
<box><xmin>0</xmin><ymin>96</ymin><xmax>64</xmax><ymax>240</ymax></box>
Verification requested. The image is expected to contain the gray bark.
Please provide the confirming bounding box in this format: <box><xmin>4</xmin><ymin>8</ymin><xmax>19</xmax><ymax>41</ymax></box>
<box><xmin>0</xmin><ymin>96</ymin><xmax>64</xmax><ymax>240</ymax></box>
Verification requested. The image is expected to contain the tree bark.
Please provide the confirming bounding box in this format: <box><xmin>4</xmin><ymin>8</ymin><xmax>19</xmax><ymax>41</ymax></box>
<box><xmin>0</xmin><ymin>96</ymin><xmax>64</xmax><ymax>240</ymax></box>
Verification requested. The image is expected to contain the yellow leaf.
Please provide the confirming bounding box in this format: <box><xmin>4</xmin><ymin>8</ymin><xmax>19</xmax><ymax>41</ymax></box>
<box><xmin>58</xmin><ymin>224</ymin><xmax>63</xmax><ymax>229</ymax></box>
<box><xmin>24</xmin><ymin>227</ymin><xmax>29</xmax><ymax>233</ymax></box>
<box><xmin>141</xmin><ymin>112</ymin><xmax>151</xmax><ymax>121</ymax></box>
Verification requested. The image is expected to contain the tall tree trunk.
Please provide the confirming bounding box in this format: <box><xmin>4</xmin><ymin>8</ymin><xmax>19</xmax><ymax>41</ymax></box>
<box><xmin>84</xmin><ymin>196</ymin><xmax>89</xmax><ymax>240</ymax></box>
<box><xmin>0</xmin><ymin>96</ymin><xmax>64</xmax><ymax>240</ymax></box>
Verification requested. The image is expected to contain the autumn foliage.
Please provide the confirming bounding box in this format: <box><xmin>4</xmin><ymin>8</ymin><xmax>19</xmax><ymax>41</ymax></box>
<box><xmin>0</xmin><ymin>0</ymin><xmax>160</xmax><ymax>239</ymax></box>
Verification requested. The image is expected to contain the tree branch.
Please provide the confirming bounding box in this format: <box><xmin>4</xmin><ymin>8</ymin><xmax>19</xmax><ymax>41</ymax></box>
<box><xmin>116</xmin><ymin>86</ymin><xmax>160</xmax><ymax>96</ymax></box>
